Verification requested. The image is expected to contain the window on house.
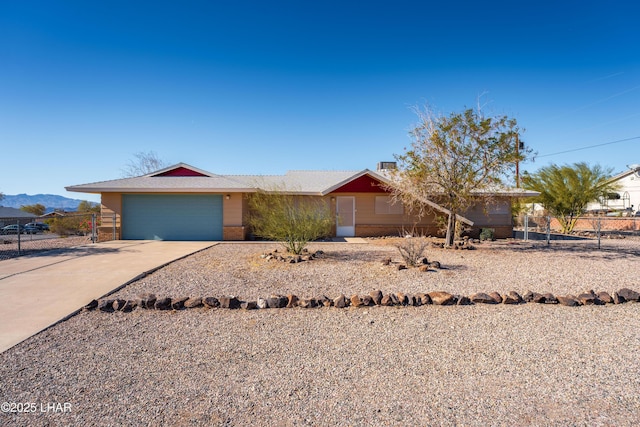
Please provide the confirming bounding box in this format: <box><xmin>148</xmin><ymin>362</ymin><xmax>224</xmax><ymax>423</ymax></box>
<box><xmin>375</xmin><ymin>196</ymin><xmax>403</xmax><ymax>214</ymax></box>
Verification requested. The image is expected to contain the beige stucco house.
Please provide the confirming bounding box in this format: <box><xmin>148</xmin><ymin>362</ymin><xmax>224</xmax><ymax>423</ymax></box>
<box><xmin>66</xmin><ymin>163</ymin><xmax>536</xmax><ymax>241</ymax></box>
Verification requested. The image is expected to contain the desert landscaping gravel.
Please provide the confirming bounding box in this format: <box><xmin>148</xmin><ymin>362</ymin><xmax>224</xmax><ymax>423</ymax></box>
<box><xmin>1</xmin><ymin>237</ymin><xmax>639</xmax><ymax>426</ymax></box>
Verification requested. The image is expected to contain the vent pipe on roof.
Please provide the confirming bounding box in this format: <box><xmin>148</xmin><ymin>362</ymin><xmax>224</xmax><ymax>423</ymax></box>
<box><xmin>377</xmin><ymin>161</ymin><xmax>397</xmax><ymax>171</ymax></box>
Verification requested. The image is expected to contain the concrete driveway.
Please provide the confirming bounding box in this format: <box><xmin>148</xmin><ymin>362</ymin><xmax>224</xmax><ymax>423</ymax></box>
<box><xmin>0</xmin><ymin>240</ymin><xmax>216</xmax><ymax>353</ymax></box>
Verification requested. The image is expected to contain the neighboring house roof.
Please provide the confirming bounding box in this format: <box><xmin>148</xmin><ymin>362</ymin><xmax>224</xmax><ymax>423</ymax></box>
<box><xmin>0</xmin><ymin>207</ymin><xmax>37</xmax><ymax>219</ymax></box>
<box><xmin>606</xmin><ymin>164</ymin><xmax>640</xmax><ymax>184</ymax></box>
<box><xmin>41</xmin><ymin>211</ymin><xmax>67</xmax><ymax>218</ymax></box>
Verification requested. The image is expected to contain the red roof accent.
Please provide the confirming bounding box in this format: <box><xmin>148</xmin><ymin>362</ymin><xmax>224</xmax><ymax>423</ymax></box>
<box><xmin>330</xmin><ymin>174</ymin><xmax>389</xmax><ymax>193</ymax></box>
<box><xmin>153</xmin><ymin>167</ymin><xmax>209</xmax><ymax>177</ymax></box>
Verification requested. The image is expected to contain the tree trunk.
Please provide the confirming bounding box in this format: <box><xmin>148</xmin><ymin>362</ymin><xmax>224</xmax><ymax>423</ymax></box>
<box><xmin>445</xmin><ymin>213</ymin><xmax>456</xmax><ymax>247</ymax></box>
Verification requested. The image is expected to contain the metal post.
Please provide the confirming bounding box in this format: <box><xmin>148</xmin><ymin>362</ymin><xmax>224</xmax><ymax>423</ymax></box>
<box><xmin>16</xmin><ymin>219</ymin><xmax>21</xmax><ymax>254</ymax></box>
<box><xmin>91</xmin><ymin>213</ymin><xmax>97</xmax><ymax>243</ymax></box>
<box><xmin>597</xmin><ymin>216</ymin><xmax>602</xmax><ymax>250</ymax></box>
<box><xmin>113</xmin><ymin>213</ymin><xmax>117</xmax><ymax>241</ymax></box>
<box><xmin>515</xmin><ymin>133</ymin><xmax>520</xmax><ymax>188</ymax></box>
<box><xmin>523</xmin><ymin>215</ymin><xmax>529</xmax><ymax>241</ymax></box>
<box><xmin>546</xmin><ymin>216</ymin><xmax>551</xmax><ymax>246</ymax></box>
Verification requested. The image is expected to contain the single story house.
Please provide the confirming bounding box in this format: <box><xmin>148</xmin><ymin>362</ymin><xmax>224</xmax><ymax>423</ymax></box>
<box><xmin>0</xmin><ymin>207</ymin><xmax>37</xmax><ymax>227</ymax></box>
<box><xmin>66</xmin><ymin>163</ymin><xmax>537</xmax><ymax>241</ymax></box>
<box><xmin>585</xmin><ymin>164</ymin><xmax>640</xmax><ymax>215</ymax></box>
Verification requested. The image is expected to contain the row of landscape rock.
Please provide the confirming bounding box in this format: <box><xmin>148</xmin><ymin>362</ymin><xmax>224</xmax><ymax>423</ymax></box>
<box><xmin>86</xmin><ymin>288</ymin><xmax>640</xmax><ymax>313</ymax></box>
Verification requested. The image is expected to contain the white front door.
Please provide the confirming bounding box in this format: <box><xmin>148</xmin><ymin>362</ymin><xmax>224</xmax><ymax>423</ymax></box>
<box><xmin>336</xmin><ymin>196</ymin><xmax>355</xmax><ymax>237</ymax></box>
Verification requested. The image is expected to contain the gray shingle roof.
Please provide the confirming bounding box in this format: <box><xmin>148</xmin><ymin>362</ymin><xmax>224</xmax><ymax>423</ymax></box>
<box><xmin>0</xmin><ymin>207</ymin><xmax>37</xmax><ymax>219</ymax></box>
<box><xmin>67</xmin><ymin>164</ymin><xmax>389</xmax><ymax>195</ymax></box>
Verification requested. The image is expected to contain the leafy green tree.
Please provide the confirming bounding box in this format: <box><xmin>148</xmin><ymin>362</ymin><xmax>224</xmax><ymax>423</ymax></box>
<box><xmin>21</xmin><ymin>203</ymin><xmax>46</xmax><ymax>216</ymax></box>
<box><xmin>246</xmin><ymin>189</ymin><xmax>332</xmax><ymax>254</ymax></box>
<box><xmin>522</xmin><ymin>162</ymin><xmax>619</xmax><ymax>234</ymax></box>
<box><xmin>389</xmin><ymin>105</ymin><xmax>530</xmax><ymax>247</ymax></box>
<box><xmin>76</xmin><ymin>200</ymin><xmax>100</xmax><ymax>213</ymax></box>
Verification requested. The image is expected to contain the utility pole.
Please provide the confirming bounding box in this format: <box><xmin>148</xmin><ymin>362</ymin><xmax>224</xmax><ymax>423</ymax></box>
<box><xmin>515</xmin><ymin>133</ymin><xmax>519</xmax><ymax>188</ymax></box>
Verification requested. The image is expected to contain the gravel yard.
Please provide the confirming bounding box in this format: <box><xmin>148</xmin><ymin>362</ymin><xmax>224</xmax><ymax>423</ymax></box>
<box><xmin>1</xmin><ymin>237</ymin><xmax>640</xmax><ymax>426</ymax></box>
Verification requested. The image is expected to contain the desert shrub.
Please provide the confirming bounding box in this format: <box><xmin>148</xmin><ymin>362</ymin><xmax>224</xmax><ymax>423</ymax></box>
<box><xmin>49</xmin><ymin>216</ymin><xmax>84</xmax><ymax>236</ymax></box>
<box><xmin>479</xmin><ymin>228</ymin><xmax>495</xmax><ymax>241</ymax></box>
<box><xmin>395</xmin><ymin>237</ymin><xmax>429</xmax><ymax>267</ymax></box>
<box><xmin>246</xmin><ymin>190</ymin><xmax>332</xmax><ymax>255</ymax></box>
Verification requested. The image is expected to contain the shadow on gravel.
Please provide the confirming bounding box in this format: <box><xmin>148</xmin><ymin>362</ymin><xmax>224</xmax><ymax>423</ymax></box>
<box><xmin>482</xmin><ymin>240</ymin><xmax>640</xmax><ymax>261</ymax></box>
<box><xmin>0</xmin><ymin>245</ymin><xmax>124</xmax><ymax>262</ymax></box>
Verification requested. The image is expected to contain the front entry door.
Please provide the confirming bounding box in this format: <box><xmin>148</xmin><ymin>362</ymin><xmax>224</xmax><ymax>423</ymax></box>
<box><xmin>336</xmin><ymin>196</ymin><xmax>355</xmax><ymax>237</ymax></box>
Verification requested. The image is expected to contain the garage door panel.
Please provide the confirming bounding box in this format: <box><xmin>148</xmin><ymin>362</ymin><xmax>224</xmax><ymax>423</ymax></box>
<box><xmin>122</xmin><ymin>195</ymin><xmax>222</xmax><ymax>241</ymax></box>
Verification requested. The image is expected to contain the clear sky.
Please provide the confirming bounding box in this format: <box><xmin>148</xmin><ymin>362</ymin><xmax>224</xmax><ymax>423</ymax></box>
<box><xmin>1</xmin><ymin>0</ymin><xmax>639</xmax><ymax>203</ymax></box>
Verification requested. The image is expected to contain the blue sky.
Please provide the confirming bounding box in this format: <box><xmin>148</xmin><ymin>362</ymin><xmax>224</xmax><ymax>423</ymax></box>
<box><xmin>1</xmin><ymin>0</ymin><xmax>639</xmax><ymax>203</ymax></box>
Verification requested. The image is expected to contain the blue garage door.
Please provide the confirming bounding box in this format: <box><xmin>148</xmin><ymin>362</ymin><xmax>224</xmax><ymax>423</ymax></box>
<box><xmin>122</xmin><ymin>195</ymin><xmax>223</xmax><ymax>240</ymax></box>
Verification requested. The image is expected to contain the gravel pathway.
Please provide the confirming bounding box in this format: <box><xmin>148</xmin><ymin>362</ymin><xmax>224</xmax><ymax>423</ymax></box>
<box><xmin>1</xmin><ymin>237</ymin><xmax>639</xmax><ymax>426</ymax></box>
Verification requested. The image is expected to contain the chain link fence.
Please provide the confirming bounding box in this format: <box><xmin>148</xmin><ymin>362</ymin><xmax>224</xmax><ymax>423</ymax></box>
<box><xmin>515</xmin><ymin>214</ymin><xmax>640</xmax><ymax>249</ymax></box>
<box><xmin>0</xmin><ymin>213</ymin><xmax>117</xmax><ymax>261</ymax></box>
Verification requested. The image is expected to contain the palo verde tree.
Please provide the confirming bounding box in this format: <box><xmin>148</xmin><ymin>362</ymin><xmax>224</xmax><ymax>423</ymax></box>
<box><xmin>245</xmin><ymin>187</ymin><xmax>333</xmax><ymax>255</ymax></box>
<box><xmin>389</xmin><ymin>105</ymin><xmax>530</xmax><ymax>247</ymax></box>
<box><xmin>521</xmin><ymin>162</ymin><xmax>619</xmax><ymax>234</ymax></box>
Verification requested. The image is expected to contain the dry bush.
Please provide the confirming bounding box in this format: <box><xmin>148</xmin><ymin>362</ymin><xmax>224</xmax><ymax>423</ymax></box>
<box><xmin>395</xmin><ymin>237</ymin><xmax>429</xmax><ymax>267</ymax></box>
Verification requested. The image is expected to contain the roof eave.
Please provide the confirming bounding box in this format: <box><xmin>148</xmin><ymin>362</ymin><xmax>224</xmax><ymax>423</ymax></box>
<box><xmin>65</xmin><ymin>186</ymin><xmax>256</xmax><ymax>193</ymax></box>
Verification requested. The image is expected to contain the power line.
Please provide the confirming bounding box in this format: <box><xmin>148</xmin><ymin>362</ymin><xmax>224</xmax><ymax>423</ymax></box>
<box><xmin>535</xmin><ymin>136</ymin><xmax>640</xmax><ymax>159</ymax></box>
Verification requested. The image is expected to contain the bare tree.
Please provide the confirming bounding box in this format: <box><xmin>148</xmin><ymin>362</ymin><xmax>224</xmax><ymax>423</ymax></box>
<box><xmin>121</xmin><ymin>151</ymin><xmax>168</xmax><ymax>177</ymax></box>
<box><xmin>388</xmin><ymin>105</ymin><xmax>531</xmax><ymax>247</ymax></box>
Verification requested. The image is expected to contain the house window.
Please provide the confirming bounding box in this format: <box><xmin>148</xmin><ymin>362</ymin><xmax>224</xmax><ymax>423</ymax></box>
<box><xmin>375</xmin><ymin>196</ymin><xmax>403</xmax><ymax>214</ymax></box>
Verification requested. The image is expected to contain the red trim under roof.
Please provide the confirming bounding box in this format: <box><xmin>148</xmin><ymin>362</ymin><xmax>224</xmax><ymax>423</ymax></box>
<box><xmin>330</xmin><ymin>174</ymin><xmax>389</xmax><ymax>193</ymax></box>
<box><xmin>153</xmin><ymin>167</ymin><xmax>209</xmax><ymax>177</ymax></box>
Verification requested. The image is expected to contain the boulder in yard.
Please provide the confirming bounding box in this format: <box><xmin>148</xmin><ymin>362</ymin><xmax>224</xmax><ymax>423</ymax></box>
<box><xmin>617</xmin><ymin>288</ymin><xmax>640</xmax><ymax>302</ymax></box>
<box><xmin>286</xmin><ymin>294</ymin><xmax>299</xmax><ymax>308</ymax></box>
<box><xmin>154</xmin><ymin>297</ymin><xmax>172</xmax><ymax>310</ymax></box>
<box><xmin>267</xmin><ymin>295</ymin><xmax>288</xmax><ymax>309</ymax></box>
<box><xmin>577</xmin><ymin>292</ymin><xmax>602</xmax><ymax>306</ymax></box>
<box><xmin>98</xmin><ymin>299</ymin><xmax>114</xmax><ymax>312</ymax></box>
<box><xmin>597</xmin><ymin>292</ymin><xmax>613</xmax><ymax>304</ymax></box>
<box><xmin>218</xmin><ymin>296</ymin><xmax>240</xmax><ymax>309</ymax></box>
<box><xmin>350</xmin><ymin>294</ymin><xmax>362</xmax><ymax>308</ymax></box>
<box><xmin>171</xmin><ymin>297</ymin><xmax>188</xmax><ymax>310</ymax></box>
<box><xmin>370</xmin><ymin>290</ymin><xmax>383</xmax><ymax>305</ymax></box>
<box><xmin>428</xmin><ymin>291</ymin><xmax>457</xmax><ymax>306</ymax></box>
<box><xmin>83</xmin><ymin>300</ymin><xmax>98</xmax><ymax>311</ymax></box>
<box><xmin>556</xmin><ymin>295</ymin><xmax>581</xmax><ymax>307</ymax></box>
<box><xmin>318</xmin><ymin>295</ymin><xmax>333</xmax><ymax>307</ymax></box>
<box><xmin>138</xmin><ymin>293</ymin><xmax>157</xmax><ymax>309</ymax></box>
<box><xmin>457</xmin><ymin>295</ymin><xmax>472</xmax><ymax>305</ymax></box>
<box><xmin>489</xmin><ymin>292</ymin><xmax>503</xmax><ymax>304</ymax></box>
<box><xmin>502</xmin><ymin>291</ymin><xmax>522</xmax><ymax>305</ymax></box>
<box><xmin>184</xmin><ymin>297</ymin><xmax>203</xmax><ymax>309</ymax></box>
<box><xmin>380</xmin><ymin>294</ymin><xmax>394</xmax><ymax>306</ymax></box>
<box><xmin>470</xmin><ymin>292</ymin><xmax>497</xmax><ymax>304</ymax></box>
<box><xmin>241</xmin><ymin>301</ymin><xmax>257</xmax><ymax>310</ymax></box>
<box><xmin>202</xmin><ymin>297</ymin><xmax>220</xmax><ymax>308</ymax></box>
<box><xmin>333</xmin><ymin>294</ymin><xmax>347</xmax><ymax>308</ymax></box>
<box><xmin>416</xmin><ymin>293</ymin><xmax>431</xmax><ymax>305</ymax></box>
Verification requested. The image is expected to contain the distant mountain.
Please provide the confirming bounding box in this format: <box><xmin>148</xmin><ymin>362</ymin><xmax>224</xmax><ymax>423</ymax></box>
<box><xmin>0</xmin><ymin>194</ymin><xmax>96</xmax><ymax>212</ymax></box>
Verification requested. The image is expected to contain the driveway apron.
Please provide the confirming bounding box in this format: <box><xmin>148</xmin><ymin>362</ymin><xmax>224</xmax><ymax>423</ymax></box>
<box><xmin>0</xmin><ymin>240</ymin><xmax>215</xmax><ymax>353</ymax></box>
